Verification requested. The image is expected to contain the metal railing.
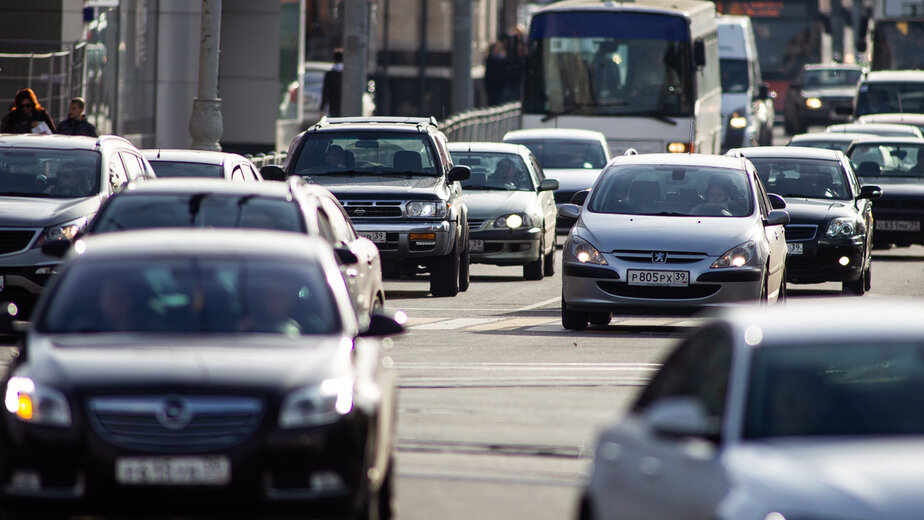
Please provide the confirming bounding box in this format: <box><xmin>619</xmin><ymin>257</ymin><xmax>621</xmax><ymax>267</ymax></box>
<box><xmin>0</xmin><ymin>41</ymin><xmax>86</xmax><ymax>121</ymax></box>
<box><xmin>246</xmin><ymin>151</ymin><xmax>288</xmax><ymax>169</ymax></box>
<box><xmin>439</xmin><ymin>101</ymin><xmax>522</xmax><ymax>142</ymax></box>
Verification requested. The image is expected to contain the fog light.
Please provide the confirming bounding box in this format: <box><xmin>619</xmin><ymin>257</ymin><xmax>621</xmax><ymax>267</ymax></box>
<box><xmin>806</xmin><ymin>97</ymin><xmax>822</xmax><ymax>109</ymax></box>
<box><xmin>839</xmin><ymin>256</ymin><xmax>850</xmax><ymax>266</ymax></box>
<box><xmin>35</xmin><ymin>266</ymin><xmax>57</xmax><ymax>276</ymax></box>
<box><xmin>11</xmin><ymin>470</ymin><xmax>40</xmax><ymax>491</ymax></box>
<box><xmin>667</xmin><ymin>142</ymin><xmax>692</xmax><ymax>153</ymax></box>
<box><xmin>409</xmin><ymin>233</ymin><xmax>435</xmax><ymax>240</ymax></box>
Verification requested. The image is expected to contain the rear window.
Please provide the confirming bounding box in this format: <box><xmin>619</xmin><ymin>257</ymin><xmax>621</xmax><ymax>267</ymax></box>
<box><xmin>148</xmin><ymin>161</ymin><xmax>224</xmax><ymax>179</ymax></box>
<box><xmin>749</xmin><ymin>157</ymin><xmax>851</xmax><ymax>199</ymax></box>
<box><xmin>505</xmin><ymin>139</ymin><xmax>608</xmax><ymax>169</ymax></box>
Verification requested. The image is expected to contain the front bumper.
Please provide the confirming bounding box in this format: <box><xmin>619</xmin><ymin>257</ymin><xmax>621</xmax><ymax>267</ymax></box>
<box><xmin>469</xmin><ymin>227</ymin><xmax>541</xmax><ymax>265</ymax></box>
<box><xmin>785</xmin><ymin>237</ymin><xmax>865</xmax><ymax>284</ymax></box>
<box><xmin>351</xmin><ymin>220</ymin><xmax>456</xmax><ymax>260</ymax></box>
<box><xmin>871</xmin><ymin>207</ymin><xmax>924</xmax><ymax>246</ymax></box>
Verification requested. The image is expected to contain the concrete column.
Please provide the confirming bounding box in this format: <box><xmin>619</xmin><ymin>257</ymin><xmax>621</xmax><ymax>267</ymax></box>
<box><xmin>342</xmin><ymin>0</ymin><xmax>369</xmax><ymax>117</ymax></box>
<box><xmin>452</xmin><ymin>0</ymin><xmax>473</xmax><ymax>114</ymax></box>
<box><xmin>189</xmin><ymin>0</ymin><xmax>223</xmax><ymax>150</ymax></box>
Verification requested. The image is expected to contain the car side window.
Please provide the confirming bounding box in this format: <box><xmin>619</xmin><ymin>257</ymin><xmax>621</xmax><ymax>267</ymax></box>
<box><xmin>753</xmin><ymin>170</ymin><xmax>770</xmax><ymax>217</ymax></box>
<box><xmin>120</xmin><ymin>152</ymin><xmax>146</xmax><ymax>181</ymax></box>
<box><xmin>231</xmin><ymin>166</ymin><xmax>245</xmax><ymax>182</ymax></box>
<box><xmin>315</xmin><ymin>208</ymin><xmax>337</xmax><ymax>244</ymax></box>
<box><xmin>321</xmin><ymin>197</ymin><xmax>357</xmax><ymax>244</ymax></box>
<box><xmin>246</xmin><ymin>164</ymin><xmax>260</xmax><ymax>181</ymax></box>
<box><xmin>108</xmin><ymin>154</ymin><xmax>129</xmax><ymax>193</ymax></box>
<box><xmin>432</xmin><ymin>131</ymin><xmax>452</xmax><ymax>173</ymax></box>
<box><xmin>632</xmin><ymin>325</ymin><xmax>733</xmax><ymax>420</ymax></box>
<box><xmin>529</xmin><ymin>154</ymin><xmax>545</xmax><ymax>184</ymax></box>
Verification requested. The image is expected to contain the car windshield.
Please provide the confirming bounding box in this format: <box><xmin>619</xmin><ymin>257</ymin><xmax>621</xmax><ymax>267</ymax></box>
<box><xmin>294</xmin><ymin>132</ymin><xmax>440</xmax><ymax>176</ymax></box>
<box><xmin>92</xmin><ymin>194</ymin><xmax>305</xmax><ymax>233</ymax></box>
<box><xmin>38</xmin><ymin>258</ymin><xmax>340</xmax><ymax>336</ymax></box>
<box><xmin>847</xmin><ymin>143</ymin><xmax>924</xmax><ymax>178</ymax></box>
<box><xmin>0</xmin><ymin>149</ymin><xmax>100</xmax><ymax>198</ymax></box>
<box><xmin>148</xmin><ymin>161</ymin><xmax>224</xmax><ymax>179</ymax></box>
<box><xmin>856</xmin><ymin>82</ymin><xmax>924</xmax><ymax>117</ymax></box>
<box><xmin>587</xmin><ymin>165</ymin><xmax>754</xmax><ymax>217</ymax></box>
<box><xmin>451</xmin><ymin>152</ymin><xmax>534</xmax><ymax>191</ymax></box>
<box><xmin>802</xmin><ymin>68</ymin><xmax>862</xmax><ymax>88</ymax></box>
<box><xmin>505</xmin><ymin>139</ymin><xmax>608</xmax><ymax>169</ymax></box>
<box><xmin>787</xmin><ymin>139</ymin><xmax>852</xmax><ymax>152</ymax></box>
<box><xmin>720</xmin><ymin>58</ymin><xmax>750</xmax><ymax>94</ymax></box>
<box><xmin>749</xmin><ymin>158</ymin><xmax>851</xmax><ymax>199</ymax></box>
<box><xmin>744</xmin><ymin>342</ymin><xmax>924</xmax><ymax>438</ymax></box>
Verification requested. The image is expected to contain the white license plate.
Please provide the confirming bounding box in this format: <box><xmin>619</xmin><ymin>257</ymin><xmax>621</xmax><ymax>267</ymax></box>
<box><xmin>359</xmin><ymin>231</ymin><xmax>387</xmax><ymax>243</ymax></box>
<box><xmin>787</xmin><ymin>242</ymin><xmax>803</xmax><ymax>255</ymax></box>
<box><xmin>469</xmin><ymin>239</ymin><xmax>484</xmax><ymax>253</ymax></box>
<box><xmin>876</xmin><ymin>220</ymin><xmax>920</xmax><ymax>232</ymax></box>
<box><xmin>116</xmin><ymin>456</ymin><xmax>230</xmax><ymax>486</ymax></box>
<box><xmin>627</xmin><ymin>269</ymin><xmax>689</xmax><ymax>287</ymax></box>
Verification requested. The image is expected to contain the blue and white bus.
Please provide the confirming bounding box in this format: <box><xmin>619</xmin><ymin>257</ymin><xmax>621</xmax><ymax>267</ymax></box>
<box><xmin>521</xmin><ymin>0</ymin><xmax>722</xmax><ymax>155</ymax></box>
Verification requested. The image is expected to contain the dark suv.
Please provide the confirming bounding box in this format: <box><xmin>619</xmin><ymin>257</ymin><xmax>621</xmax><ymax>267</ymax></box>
<box><xmin>0</xmin><ymin>134</ymin><xmax>156</xmax><ymax>315</ymax></box>
<box><xmin>264</xmin><ymin>117</ymin><xmax>472</xmax><ymax>297</ymax></box>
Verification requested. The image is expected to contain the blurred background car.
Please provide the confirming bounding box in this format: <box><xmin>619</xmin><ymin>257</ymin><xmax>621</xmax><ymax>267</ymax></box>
<box><xmin>0</xmin><ymin>229</ymin><xmax>402</xmax><ymax>520</ymax></box>
<box><xmin>852</xmin><ymin>70</ymin><xmax>924</xmax><ymax>120</ymax></box>
<box><xmin>503</xmin><ymin>128</ymin><xmax>610</xmax><ymax>234</ymax></box>
<box><xmin>579</xmin><ymin>298</ymin><xmax>924</xmax><ymax>520</ymax></box>
<box><xmin>825</xmin><ymin>122</ymin><xmax>923</xmax><ymax>138</ymax></box>
<box><xmin>787</xmin><ymin>131</ymin><xmax>871</xmax><ymax>152</ymax></box>
<box><xmin>717</xmin><ymin>15</ymin><xmax>774</xmax><ymax>150</ymax></box>
<box><xmin>142</xmin><ymin>149</ymin><xmax>263</xmax><ymax>181</ymax></box>
<box><xmin>728</xmin><ymin>146</ymin><xmax>880</xmax><ymax>295</ymax></box>
<box><xmin>783</xmin><ymin>63</ymin><xmax>863</xmax><ymax>135</ymax></box>
<box><xmin>279</xmin><ymin>61</ymin><xmax>376</xmax><ymax>126</ymax></box>
<box><xmin>857</xmin><ymin>112</ymin><xmax>924</xmax><ymax>137</ymax></box>
<box><xmin>448</xmin><ymin>142</ymin><xmax>558</xmax><ymax>280</ymax></box>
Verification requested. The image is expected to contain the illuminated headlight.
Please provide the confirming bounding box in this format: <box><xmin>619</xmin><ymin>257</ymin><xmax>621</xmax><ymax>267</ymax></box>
<box><xmin>729</xmin><ymin>112</ymin><xmax>748</xmax><ymax>129</ymax></box>
<box><xmin>805</xmin><ymin>97</ymin><xmax>822</xmax><ymax>110</ymax></box>
<box><xmin>494</xmin><ymin>213</ymin><xmax>532</xmax><ymax>229</ymax></box>
<box><xmin>667</xmin><ymin>142</ymin><xmax>692</xmax><ymax>153</ymax></box>
<box><xmin>826</xmin><ymin>217</ymin><xmax>858</xmax><ymax>238</ymax></box>
<box><xmin>36</xmin><ymin>216</ymin><xmax>87</xmax><ymax>246</ymax></box>
<box><xmin>568</xmin><ymin>235</ymin><xmax>608</xmax><ymax>265</ymax></box>
<box><xmin>406</xmin><ymin>201</ymin><xmax>447</xmax><ymax>218</ymax></box>
<box><xmin>4</xmin><ymin>377</ymin><xmax>71</xmax><ymax>427</ymax></box>
<box><xmin>711</xmin><ymin>241</ymin><xmax>759</xmax><ymax>268</ymax></box>
<box><xmin>278</xmin><ymin>378</ymin><xmax>354</xmax><ymax>428</ymax></box>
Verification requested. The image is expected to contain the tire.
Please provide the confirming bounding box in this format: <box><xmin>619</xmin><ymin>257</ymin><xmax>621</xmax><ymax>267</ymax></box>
<box><xmin>588</xmin><ymin>312</ymin><xmax>611</xmax><ymax>326</ymax></box>
<box><xmin>759</xmin><ymin>271</ymin><xmax>769</xmax><ymax>304</ymax></box>
<box><xmin>430</xmin><ymin>243</ymin><xmax>460</xmax><ymax>297</ymax></box>
<box><xmin>562</xmin><ymin>298</ymin><xmax>588</xmax><ymax>330</ymax></box>
<box><xmin>842</xmin><ymin>269</ymin><xmax>866</xmax><ymax>296</ymax></box>
<box><xmin>458</xmin><ymin>239</ymin><xmax>471</xmax><ymax>292</ymax></box>
<box><xmin>543</xmin><ymin>240</ymin><xmax>556</xmax><ymax>277</ymax></box>
<box><xmin>524</xmin><ymin>238</ymin><xmax>545</xmax><ymax>281</ymax></box>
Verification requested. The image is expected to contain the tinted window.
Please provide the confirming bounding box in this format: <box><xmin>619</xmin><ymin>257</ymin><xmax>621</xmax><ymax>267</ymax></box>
<box><xmin>451</xmin><ymin>152</ymin><xmax>534</xmax><ymax>191</ymax></box>
<box><xmin>294</xmin><ymin>132</ymin><xmax>439</xmax><ymax>176</ymax></box>
<box><xmin>750</xmin><ymin>157</ymin><xmax>852</xmax><ymax>199</ymax></box>
<box><xmin>787</xmin><ymin>138</ymin><xmax>853</xmax><ymax>152</ymax></box>
<box><xmin>39</xmin><ymin>258</ymin><xmax>340</xmax><ymax>335</ymax></box>
<box><xmin>92</xmin><ymin>194</ymin><xmax>305</xmax><ymax>233</ymax></box>
<box><xmin>801</xmin><ymin>68</ymin><xmax>861</xmax><ymax>87</ymax></box>
<box><xmin>847</xmin><ymin>143</ymin><xmax>924</xmax><ymax>178</ymax></box>
<box><xmin>720</xmin><ymin>58</ymin><xmax>749</xmax><ymax>94</ymax></box>
<box><xmin>149</xmin><ymin>160</ymin><xmax>225</xmax><ymax>179</ymax></box>
<box><xmin>505</xmin><ymin>139</ymin><xmax>608</xmax><ymax>169</ymax></box>
<box><xmin>0</xmin><ymin>149</ymin><xmax>100</xmax><ymax>198</ymax></box>
<box><xmin>856</xmin><ymin>82</ymin><xmax>924</xmax><ymax>117</ymax></box>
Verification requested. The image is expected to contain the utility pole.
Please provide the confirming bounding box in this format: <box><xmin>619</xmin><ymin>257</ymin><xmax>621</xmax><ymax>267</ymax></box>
<box><xmin>341</xmin><ymin>0</ymin><xmax>370</xmax><ymax>117</ymax></box>
<box><xmin>189</xmin><ymin>0</ymin><xmax>223</xmax><ymax>151</ymax></box>
<box><xmin>452</xmin><ymin>0</ymin><xmax>473</xmax><ymax>114</ymax></box>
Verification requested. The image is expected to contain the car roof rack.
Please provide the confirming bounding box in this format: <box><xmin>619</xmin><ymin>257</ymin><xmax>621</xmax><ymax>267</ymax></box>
<box><xmin>318</xmin><ymin>116</ymin><xmax>438</xmax><ymax>127</ymax></box>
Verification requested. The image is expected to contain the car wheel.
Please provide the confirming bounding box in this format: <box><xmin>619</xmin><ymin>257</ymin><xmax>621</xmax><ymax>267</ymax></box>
<box><xmin>842</xmin><ymin>269</ymin><xmax>866</xmax><ymax>296</ymax></box>
<box><xmin>524</xmin><ymin>237</ymin><xmax>545</xmax><ymax>281</ymax></box>
<box><xmin>458</xmin><ymin>239</ymin><xmax>471</xmax><ymax>292</ymax></box>
<box><xmin>430</xmin><ymin>242</ymin><xmax>460</xmax><ymax>297</ymax></box>
<box><xmin>588</xmin><ymin>312</ymin><xmax>611</xmax><ymax>326</ymax></box>
<box><xmin>561</xmin><ymin>297</ymin><xmax>588</xmax><ymax>330</ymax></box>
<box><xmin>543</xmin><ymin>237</ymin><xmax>556</xmax><ymax>277</ymax></box>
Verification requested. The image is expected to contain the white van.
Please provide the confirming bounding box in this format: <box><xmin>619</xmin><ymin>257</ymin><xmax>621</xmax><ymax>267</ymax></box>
<box><xmin>717</xmin><ymin>15</ymin><xmax>775</xmax><ymax>151</ymax></box>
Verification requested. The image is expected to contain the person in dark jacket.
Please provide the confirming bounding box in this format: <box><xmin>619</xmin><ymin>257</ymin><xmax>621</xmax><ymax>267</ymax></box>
<box><xmin>2</xmin><ymin>88</ymin><xmax>56</xmax><ymax>134</ymax></box>
<box><xmin>320</xmin><ymin>48</ymin><xmax>344</xmax><ymax>117</ymax></box>
<box><xmin>56</xmin><ymin>97</ymin><xmax>98</xmax><ymax>137</ymax></box>
<box><xmin>484</xmin><ymin>41</ymin><xmax>507</xmax><ymax>106</ymax></box>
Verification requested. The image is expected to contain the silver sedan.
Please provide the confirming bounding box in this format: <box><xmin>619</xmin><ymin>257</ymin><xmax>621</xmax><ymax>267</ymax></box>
<box><xmin>560</xmin><ymin>153</ymin><xmax>788</xmax><ymax>329</ymax></box>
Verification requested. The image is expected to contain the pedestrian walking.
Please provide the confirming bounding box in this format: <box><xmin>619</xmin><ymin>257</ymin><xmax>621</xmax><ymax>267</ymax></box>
<box><xmin>1</xmin><ymin>88</ymin><xmax>55</xmax><ymax>134</ymax></box>
<box><xmin>484</xmin><ymin>41</ymin><xmax>507</xmax><ymax>106</ymax></box>
<box><xmin>56</xmin><ymin>97</ymin><xmax>98</xmax><ymax>137</ymax></box>
<box><xmin>321</xmin><ymin>48</ymin><xmax>344</xmax><ymax>117</ymax></box>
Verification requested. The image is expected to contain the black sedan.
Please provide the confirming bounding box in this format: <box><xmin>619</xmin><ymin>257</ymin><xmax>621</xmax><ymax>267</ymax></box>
<box><xmin>728</xmin><ymin>146</ymin><xmax>881</xmax><ymax>294</ymax></box>
<box><xmin>0</xmin><ymin>229</ymin><xmax>402</xmax><ymax>519</ymax></box>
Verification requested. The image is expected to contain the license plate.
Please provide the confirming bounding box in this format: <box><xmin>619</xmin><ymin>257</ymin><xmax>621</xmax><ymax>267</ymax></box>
<box><xmin>116</xmin><ymin>456</ymin><xmax>230</xmax><ymax>486</ymax></box>
<box><xmin>787</xmin><ymin>242</ymin><xmax>803</xmax><ymax>255</ymax></box>
<box><xmin>359</xmin><ymin>231</ymin><xmax>387</xmax><ymax>243</ymax></box>
<box><xmin>876</xmin><ymin>220</ymin><xmax>920</xmax><ymax>232</ymax></box>
<box><xmin>469</xmin><ymin>239</ymin><xmax>484</xmax><ymax>253</ymax></box>
<box><xmin>626</xmin><ymin>269</ymin><xmax>689</xmax><ymax>287</ymax></box>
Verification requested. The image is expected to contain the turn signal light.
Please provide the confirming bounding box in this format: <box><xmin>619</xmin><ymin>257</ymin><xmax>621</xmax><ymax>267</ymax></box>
<box><xmin>17</xmin><ymin>395</ymin><xmax>33</xmax><ymax>420</ymax></box>
<box><xmin>409</xmin><ymin>233</ymin><xmax>435</xmax><ymax>240</ymax></box>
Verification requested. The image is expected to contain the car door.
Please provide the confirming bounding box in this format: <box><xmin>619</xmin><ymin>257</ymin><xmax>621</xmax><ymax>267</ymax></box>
<box><xmin>590</xmin><ymin>326</ymin><xmax>733</xmax><ymax>520</ymax></box>
<box><xmin>528</xmin><ymin>153</ymin><xmax>557</xmax><ymax>253</ymax></box>
<box><xmin>753</xmin><ymin>167</ymin><xmax>786</xmax><ymax>293</ymax></box>
<box><xmin>320</xmin><ymin>195</ymin><xmax>382</xmax><ymax>317</ymax></box>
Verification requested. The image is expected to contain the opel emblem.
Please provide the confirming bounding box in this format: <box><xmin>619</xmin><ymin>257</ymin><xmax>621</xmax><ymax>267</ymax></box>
<box><xmin>354</xmin><ymin>208</ymin><xmax>366</xmax><ymax>216</ymax></box>
<box><xmin>652</xmin><ymin>252</ymin><xmax>668</xmax><ymax>263</ymax></box>
<box><xmin>155</xmin><ymin>395</ymin><xmax>192</xmax><ymax>430</ymax></box>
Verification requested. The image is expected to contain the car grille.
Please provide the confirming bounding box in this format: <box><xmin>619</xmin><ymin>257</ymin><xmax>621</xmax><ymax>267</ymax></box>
<box><xmin>468</xmin><ymin>218</ymin><xmax>488</xmax><ymax>230</ymax></box>
<box><xmin>0</xmin><ymin>230</ymin><xmax>38</xmax><ymax>255</ymax></box>
<box><xmin>342</xmin><ymin>201</ymin><xmax>403</xmax><ymax>218</ymax></box>
<box><xmin>597</xmin><ymin>281</ymin><xmax>720</xmax><ymax>299</ymax></box>
<box><xmin>611</xmin><ymin>250</ymin><xmax>707</xmax><ymax>264</ymax></box>
<box><xmin>785</xmin><ymin>224</ymin><xmax>817</xmax><ymax>241</ymax></box>
<box><xmin>87</xmin><ymin>395</ymin><xmax>264</xmax><ymax>453</ymax></box>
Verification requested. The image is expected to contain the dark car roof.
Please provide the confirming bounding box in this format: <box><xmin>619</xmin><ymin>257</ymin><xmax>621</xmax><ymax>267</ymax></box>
<box><xmin>729</xmin><ymin>146</ymin><xmax>843</xmax><ymax>161</ymax></box>
<box><xmin>0</xmin><ymin>134</ymin><xmax>129</xmax><ymax>151</ymax></box>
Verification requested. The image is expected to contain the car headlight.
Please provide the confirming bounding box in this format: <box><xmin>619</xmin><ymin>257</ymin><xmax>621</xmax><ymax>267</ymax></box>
<box><xmin>729</xmin><ymin>111</ymin><xmax>748</xmax><ymax>129</ymax></box>
<box><xmin>568</xmin><ymin>235</ymin><xmax>608</xmax><ymax>265</ymax></box>
<box><xmin>805</xmin><ymin>97</ymin><xmax>822</xmax><ymax>110</ymax></box>
<box><xmin>826</xmin><ymin>217</ymin><xmax>858</xmax><ymax>238</ymax></box>
<box><xmin>494</xmin><ymin>213</ymin><xmax>533</xmax><ymax>229</ymax></box>
<box><xmin>711</xmin><ymin>241</ymin><xmax>760</xmax><ymax>268</ymax></box>
<box><xmin>36</xmin><ymin>216</ymin><xmax>87</xmax><ymax>246</ymax></box>
<box><xmin>278</xmin><ymin>378</ymin><xmax>354</xmax><ymax>429</ymax></box>
<box><xmin>4</xmin><ymin>377</ymin><xmax>72</xmax><ymax>427</ymax></box>
<box><xmin>406</xmin><ymin>201</ymin><xmax>448</xmax><ymax>218</ymax></box>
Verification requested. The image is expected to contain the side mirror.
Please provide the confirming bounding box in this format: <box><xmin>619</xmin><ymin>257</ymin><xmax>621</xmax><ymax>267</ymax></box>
<box><xmin>767</xmin><ymin>193</ymin><xmax>787</xmax><ymax>209</ymax></box>
<box><xmin>261</xmin><ymin>165</ymin><xmax>287</xmax><ymax>182</ymax></box>
<box><xmin>644</xmin><ymin>396</ymin><xmax>720</xmax><ymax>440</ymax></box>
<box><xmin>358</xmin><ymin>309</ymin><xmax>406</xmax><ymax>337</ymax></box>
<box><xmin>448</xmin><ymin>165</ymin><xmax>471</xmax><ymax>182</ymax></box>
<box><xmin>764</xmin><ymin>210</ymin><xmax>790</xmax><ymax>226</ymax></box>
<box><xmin>539</xmin><ymin>178</ymin><xmax>559</xmax><ymax>191</ymax></box>
<box><xmin>693</xmin><ymin>39</ymin><xmax>706</xmax><ymax>67</ymax></box>
<box><xmin>335</xmin><ymin>247</ymin><xmax>359</xmax><ymax>265</ymax></box>
<box><xmin>571</xmin><ymin>189</ymin><xmax>590</xmax><ymax>206</ymax></box>
<box><xmin>559</xmin><ymin>203</ymin><xmax>581</xmax><ymax>221</ymax></box>
<box><xmin>41</xmin><ymin>239</ymin><xmax>72</xmax><ymax>258</ymax></box>
<box><xmin>858</xmin><ymin>184</ymin><xmax>882</xmax><ymax>200</ymax></box>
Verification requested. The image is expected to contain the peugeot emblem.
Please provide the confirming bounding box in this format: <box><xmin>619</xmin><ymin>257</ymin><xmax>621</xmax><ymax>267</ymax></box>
<box><xmin>155</xmin><ymin>395</ymin><xmax>192</xmax><ymax>430</ymax></box>
<box><xmin>652</xmin><ymin>252</ymin><xmax>668</xmax><ymax>263</ymax></box>
<box><xmin>354</xmin><ymin>208</ymin><xmax>366</xmax><ymax>216</ymax></box>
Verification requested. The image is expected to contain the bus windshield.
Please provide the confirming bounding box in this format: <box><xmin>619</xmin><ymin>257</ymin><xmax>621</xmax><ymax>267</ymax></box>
<box><xmin>523</xmin><ymin>11</ymin><xmax>694</xmax><ymax>118</ymax></box>
<box><xmin>872</xmin><ymin>21</ymin><xmax>924</xmax><ymax>70</ymax></box>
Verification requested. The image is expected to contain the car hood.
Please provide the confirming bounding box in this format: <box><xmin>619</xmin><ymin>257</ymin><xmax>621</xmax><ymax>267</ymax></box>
<box><xmin>576</xmin><ymin>212</ymin><xmax>761</xmax><ymax>256</ymax></box>
<box><xmin>780</xmin><ymin>198</ymin><xmax>854</xmax><ymax>223</ymax></box>
<box><xmin>0</xmin><ymin>195</ymin><xmax>101</xmax><ymax>227</ymax></box>
<box><xmin>721</xmin><ymin>438</ymin><xmax>924</xmax><ymax>520</ymax></box>
<box><xmin>800</xmin><ymin>86</ymin><xmax>855</xmax><ymax>98</ymax></box>
<box><xmin>27</xmin><ymin>334</ymin><xmax>350</xmax><ymax>392</ymax></box>
<box><xmin>462</xmin><ymin>191</ymin><xmax>537</xmax><ymax>219</ymax></box>
<box><xmin>303</xmin><ymin>173</ymin><xmax>445</xmax><ymax>199</ymax></box>
<box><xmin>544</xmin><ymin>168</ymin><xmax>603</xmax><ymax>193</ymax></box>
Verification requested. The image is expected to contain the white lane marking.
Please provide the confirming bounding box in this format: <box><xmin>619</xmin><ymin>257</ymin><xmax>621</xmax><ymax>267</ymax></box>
<box><xmin>514</xmin><ymin>296</ymin><xmax>561</xmax><ymax>312</ymax></box>
<box><xmin>466</xmin><ymin>317</ymin><xmax>558</xmax><ymax>331</ymax></box>
<box><xmin>411</xmin><ymin>317</ymin><xmax>504</xmax><ymax>330</ymax></box>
